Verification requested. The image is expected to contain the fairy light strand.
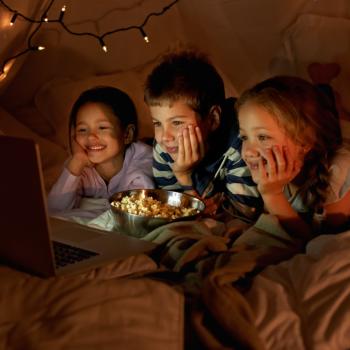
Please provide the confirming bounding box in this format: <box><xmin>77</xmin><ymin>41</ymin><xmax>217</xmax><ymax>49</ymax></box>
<box><xmin>0</xmin><ymin>0</ymin><xmax>179</xmax><ymax>76</ymax></box>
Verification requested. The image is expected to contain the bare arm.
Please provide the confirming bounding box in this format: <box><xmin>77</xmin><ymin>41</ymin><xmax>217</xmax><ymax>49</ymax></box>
<box><xmin>257</xmin><ymin>146</ymin><xmax>312</xmax><ymax>240</ymax></box>
<box><xmin>323</xmin><ymin>190</ymin><xmax>350</xmax><ymax>231</ymax></box>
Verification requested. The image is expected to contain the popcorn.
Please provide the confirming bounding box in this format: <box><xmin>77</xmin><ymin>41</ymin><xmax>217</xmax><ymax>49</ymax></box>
<box><xmin>111</xmin><ymin>194</ymin><xmax>199</xmax><ymax>219</ymax></box>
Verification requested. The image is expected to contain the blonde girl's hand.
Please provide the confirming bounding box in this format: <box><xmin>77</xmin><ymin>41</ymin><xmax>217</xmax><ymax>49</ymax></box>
<box><xmin>256</xmin><ymin>145</ymin><xmax>301</xmax><ymax>196</ymax></box>
<box><xmin>67</xmin><ymin>138</ymin><xmax>94</xmax><ymax>176</ymax></box>
<box><xmin>172</xmin><ymin>124</ymin><xmax>205</xmax><ymax>184</ymax></box>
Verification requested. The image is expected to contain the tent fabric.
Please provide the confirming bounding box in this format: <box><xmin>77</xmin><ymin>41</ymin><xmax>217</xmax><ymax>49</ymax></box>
<box><xmin>1</xmin><ymin>1</ymin><xmax>350</xmax><ymax>349</ymax></box>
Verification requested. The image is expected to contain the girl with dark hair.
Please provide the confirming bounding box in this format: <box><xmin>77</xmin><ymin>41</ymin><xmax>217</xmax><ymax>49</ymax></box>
<box><xmin>48</xmin><ymin>86</ymin><xmax>154</xmax><ymax>215</ymax></box>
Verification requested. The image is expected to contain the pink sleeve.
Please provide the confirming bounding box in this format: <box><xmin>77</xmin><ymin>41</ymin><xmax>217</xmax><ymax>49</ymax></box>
<box><xmin>47</xmin><ymin>166</ymin><xmax>82</xmax><ymax>213</ymax></box>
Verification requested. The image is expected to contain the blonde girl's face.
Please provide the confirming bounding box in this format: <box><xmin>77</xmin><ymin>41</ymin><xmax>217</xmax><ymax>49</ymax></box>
<box><xmin>150</xmin><ymin>99</ymin><xmax>212</xmax><ymax>161</ymax></box>
<box><xmin>238</xmin><ymin>102</ymin><xmax>308</xmax><ymax>182</ymax></box>
<box><xmin>74</xmin><ymin>102</ymin><xmax>127</xmax><ymax>165</ymax></box>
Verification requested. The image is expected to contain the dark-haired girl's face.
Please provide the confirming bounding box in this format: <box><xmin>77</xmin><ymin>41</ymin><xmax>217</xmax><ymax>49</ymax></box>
<box><xmin>74</xmin><ymin>102</ymin><xmax>127</xmax><ymax>167</ymax></box>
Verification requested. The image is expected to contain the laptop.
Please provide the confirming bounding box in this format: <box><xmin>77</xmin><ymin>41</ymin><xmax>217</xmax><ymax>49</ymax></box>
<box><xmin>0</xmin><ymin>135</ymin><xmax>157</xmax><ymax>277</ymax></box>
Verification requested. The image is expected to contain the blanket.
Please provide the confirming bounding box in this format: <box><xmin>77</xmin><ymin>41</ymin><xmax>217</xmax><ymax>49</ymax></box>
<box><xmin>29</xmin><ymin>201</ymin><xmax>348</xmax><ymax>350</ymax></box>
<box><xmin>52</xmin><ymin>206</ymin><xmax>308</xmax><ymax>350</ymax></box>
<box><xmin>0</xmin><ymin>254</ymin><xmax>184</xmax><ymax>350</ymax></box>
<box><xmin>245</xmin><ymin>230</ymin><xmax>350</xmax><ymax>350</ymax></box>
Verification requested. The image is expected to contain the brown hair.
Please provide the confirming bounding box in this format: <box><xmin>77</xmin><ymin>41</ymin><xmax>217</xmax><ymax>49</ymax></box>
<box><xmin>144</xmin><ymin>48</ymin><xmax>225</xmax><ymax>118</ymax></box>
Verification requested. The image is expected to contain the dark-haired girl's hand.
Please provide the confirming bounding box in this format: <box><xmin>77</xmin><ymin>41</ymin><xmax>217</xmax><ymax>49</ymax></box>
<box><xmin>172</xmin><ymin>124</ymin><xmax>205</xmax><ymax>185</ymax></box>
<box><xmin>67</xmin><ymin>138</ymin><xmax>94</xmax><ymax>176</ymax></box>
<box><xmin>255</xmin><ymin>145</ymin><xmax>301</xmax><ymax>196</ymax></box>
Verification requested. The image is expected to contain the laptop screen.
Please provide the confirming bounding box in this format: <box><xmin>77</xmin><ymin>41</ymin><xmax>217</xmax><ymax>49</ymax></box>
<box><xmin>0</xmin><ymin>135</ymin><xmax>55</xmax><ymax>276</ymax></box>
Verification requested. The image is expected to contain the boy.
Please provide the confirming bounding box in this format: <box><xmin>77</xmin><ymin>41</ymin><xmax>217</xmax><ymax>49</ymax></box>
<box><xmin>144</xmin><ymin>49</ymin><xmax>262</xmax><ymax>220</ymax></box>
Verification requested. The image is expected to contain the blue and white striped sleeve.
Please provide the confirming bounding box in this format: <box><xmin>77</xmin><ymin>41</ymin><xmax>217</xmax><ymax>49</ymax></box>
<box><xmin>152</xmin><ymin>143</ymin><xmax>182</xmax><ymax>191</ymax></box>
<box><xmin>225</xmin><ymin>146</ymin><xmax>262</xmax><ymax>209</ymax></box>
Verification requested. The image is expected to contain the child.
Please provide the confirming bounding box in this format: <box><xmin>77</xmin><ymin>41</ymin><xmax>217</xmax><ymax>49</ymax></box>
<box><xmin>236</xmin><ymin>75</ymin><xmax>350</xmax><ymax>237</ymax></box>
<box><xmin>144</xmin><ymin>49</ymin><xmax>262</xmax><ymax>219</ymax></box>
<box><xmin>48</xmin><ymin>86</ymin><xmax>154</xmax><ymax>215</ymax></box>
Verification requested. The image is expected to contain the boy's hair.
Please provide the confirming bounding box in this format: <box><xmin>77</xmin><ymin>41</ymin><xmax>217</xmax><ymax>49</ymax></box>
<box><xmin>236</xmin><ymin>75</ymin><xmax>342</xmax><ymax>213</ymax></box>
<box><xmin>144</xmin><ymin>49</ymin><xmax>226</xmax><ymax>118</ymax></box>
<box><xmin>68</xmin><ymin>86</ymin><xmax>138</xmax><ymax>150</ymax></box>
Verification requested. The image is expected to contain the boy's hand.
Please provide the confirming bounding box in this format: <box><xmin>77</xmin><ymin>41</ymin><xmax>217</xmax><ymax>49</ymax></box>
<box><xmin>255</xmin><ymin>145</ymin><xmax>301</xmax><ymax>196</ymax></box>
<box><xmin>172</xmin><ymin>125</ymin><xmax>205</xmax><ymax>185</ymax></box>
<box><xmin>67</xmin><ymin>138</ymin><xmax>94</xmax><ymax>176</ymax></box>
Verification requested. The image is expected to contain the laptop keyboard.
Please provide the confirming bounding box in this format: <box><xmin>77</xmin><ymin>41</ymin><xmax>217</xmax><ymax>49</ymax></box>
<box><xmin>53</xmin><ymin>241</ymin><xmax>99</xmax><ymax>268</ymax></box>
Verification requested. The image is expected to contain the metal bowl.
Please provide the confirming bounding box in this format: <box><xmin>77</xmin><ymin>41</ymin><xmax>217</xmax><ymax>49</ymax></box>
<box><xmin>110</xmin><ymin>189</ymin><xmax>205</xmax><ymax>238</ymax></box>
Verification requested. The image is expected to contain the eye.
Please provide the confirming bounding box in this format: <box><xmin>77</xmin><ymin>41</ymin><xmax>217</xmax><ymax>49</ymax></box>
<box><xmin>258</xmin><ymin>134</ymin><xmax>271</xmax><ymax>142</ymax></box>
<box><xmin>99</xmin><ymin>125</ymin><xmax>111</xmax><ymax>130</ymax></box>
<box><xmin>153</xmin><ymin>121</ymin><xmax>161</xmax><ymax>128</ymax></box>
<box><xmin>172</xmin><ymin>120</ymin><xmax>184</xmax><ymax>126</ymax></box>
<box><xmin>239</xmin><ymin>134</ymin><xmax>247</xmax><ymax>141</ymax></box>
<box><xmin>76</xmin><ymin>127</ymin><xmax>87</xmax><ymax>133</ymax></box>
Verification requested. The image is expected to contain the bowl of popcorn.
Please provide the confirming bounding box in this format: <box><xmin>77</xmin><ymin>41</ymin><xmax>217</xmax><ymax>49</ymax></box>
<box><xmin>110</xmin><ymin>189</ymin><xmax>205</xmax><ymax>238</ymax></box>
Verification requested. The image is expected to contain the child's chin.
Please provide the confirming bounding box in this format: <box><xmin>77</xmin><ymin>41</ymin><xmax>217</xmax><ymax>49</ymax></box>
<box><xmin>168</xmin><ymin>152</ymin><xmax>178</xmax><ymax>161</ymax></box>
<box><xmin>250</xmin><ymin>170</ymin><xmax>260</xmax><ymax>182</ymax></box>
<box><xmin>87</xmin><ymin>154</ymin><xmax>102</xmax><ymax>163</ymax></box>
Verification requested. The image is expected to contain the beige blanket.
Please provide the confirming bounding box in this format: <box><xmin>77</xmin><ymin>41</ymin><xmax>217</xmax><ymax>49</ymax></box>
<box><xmin>143</xmin><ymin>214</ymin><xmax>304</xmax><ymax>349</ymax></box>
<box><xmin>245</xmin><ymin>230</ymin><xmax>350</xmax><ymax>350</ymax></box>
<box><xmin>2</xmin><ymin>212</ymin><xmax>347</xmax><ymax>350</ymax></box>
<box><xmin>0</xmin><ymin>254</ymin><xmax>184</xmax><ymax>350</ymax></box>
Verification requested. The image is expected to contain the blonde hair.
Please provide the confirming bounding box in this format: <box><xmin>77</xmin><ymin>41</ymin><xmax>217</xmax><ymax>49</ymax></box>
<box><xmin>236</xmin><ymin>76</ymin><xmax>342</xmax><ymax>213</ymax></box>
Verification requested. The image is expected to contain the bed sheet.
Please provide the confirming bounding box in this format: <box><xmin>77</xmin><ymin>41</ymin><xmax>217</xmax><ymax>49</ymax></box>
<box><xmin>245</xmin><ymin>230</ymin><xmax>350</xmax><ymax>350</ymax></box>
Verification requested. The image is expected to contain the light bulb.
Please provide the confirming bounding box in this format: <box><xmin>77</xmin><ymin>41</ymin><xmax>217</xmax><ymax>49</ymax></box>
<box><xmin>99</xmin><ymin>38</ymin><xmax>107</xmax><ymax>52</ymax></box>
<box><xmin>59</xmin><ymin>5</ymin><xmax>66</xmax><ymax>21</ymax></box>
<box><xmin>139</xmin><ymin>27</ymin><xmax>149</xmax><ymax>43</ymax></box>
<box><xmin>10</xmin><ymin>13</ymin><xmax>18</xmax><ymax>26</ymax></box>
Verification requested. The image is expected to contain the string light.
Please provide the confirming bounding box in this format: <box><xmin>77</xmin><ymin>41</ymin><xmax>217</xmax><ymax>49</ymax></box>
<box><xmin>58</xmin><ymin>5</ymin><xmax>66</xmax><ymax>22</ymax></box>
<box><xmin>139</xmin><ymin>27</ymin><xmax>149</xmax><ymax>43</ymax></box>
<box><xmin>0</xmin><ymin>46</ymin><xmax>45</xmax><ymax>75</ymax></box>
<box><xmin>9</xmin><ymin>12</ymin><xmax>17</xmax><ymax>26</ymax></box>
<box><xmin>98</xmin><ymin>37</ymin><xmax>108</xmax><ymax>53</ymax></box>
<box><xmin>0</xmin><ymin>0</ymin><xmax>179</xmax><ymax>78</ymax></box>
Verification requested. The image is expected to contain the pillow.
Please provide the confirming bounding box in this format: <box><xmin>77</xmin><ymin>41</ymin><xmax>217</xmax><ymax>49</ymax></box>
<box><xmin>269</xmin><ymin>14</ymin><xmax>350</xmax><ymax>147</ymax></box>
<box><xmin>0</xmin><ymin>105</ymin><xmax>68</xmax><ymax>192</ymax></box>
<box><xmin>10</xmin><ymin>105</ymin><xmax>56</xmax><ymax>139</ymax></box>
<box><xmin>270</xmin><ymin>14</ymin><xmax>350</xmax><ymax>112</ymax></box>
<box><xmin>34</xmin><ymin>56</ymin><xmax>238</xmax><ymax>150</ymax></box>
<box><xmin>35</xmin><ymin>69</ymin><xmax>154</xmax><ymax>150</ymax></box>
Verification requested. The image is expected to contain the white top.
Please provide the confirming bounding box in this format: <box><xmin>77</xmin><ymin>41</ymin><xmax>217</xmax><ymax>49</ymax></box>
<box><xmin>283</xmin><ymin>147</ymin><xmax>350</xmax><ymax>231</ymax></box>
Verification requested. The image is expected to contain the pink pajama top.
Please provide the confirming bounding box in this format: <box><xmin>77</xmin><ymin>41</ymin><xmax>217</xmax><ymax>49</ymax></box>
<box><xmin>47</xmin><ymin>141</ymin><xmax>154</xmax><ymax>216</ymax></box>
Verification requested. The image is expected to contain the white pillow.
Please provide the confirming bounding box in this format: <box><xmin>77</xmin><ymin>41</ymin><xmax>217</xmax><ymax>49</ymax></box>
<box><xmin>270</xmin><ymin>14</ymin><xmax>350</xmax><ymax>112</ymax></box>
<box><xmin>35</xmin><ymin>69</ymin><xmax>154</xmax><ymax>150</ymax></box>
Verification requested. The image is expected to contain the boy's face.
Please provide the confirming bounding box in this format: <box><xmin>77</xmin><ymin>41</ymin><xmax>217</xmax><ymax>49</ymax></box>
<box><xmin>150</xmin><ymin>100</ymin><xmax>211</xmax><ymax>160</ymax></box>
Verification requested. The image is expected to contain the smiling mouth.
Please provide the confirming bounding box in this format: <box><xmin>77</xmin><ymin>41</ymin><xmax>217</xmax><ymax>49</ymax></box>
<box><xmin>87</xmin><ymin>145</ymin><xmax>106</xmax><ymax>151</ymax></box>
<box><xmin>165</xmin><ymin>146</ymin><xmax>178</xmax><ymax>154</ymax></box>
